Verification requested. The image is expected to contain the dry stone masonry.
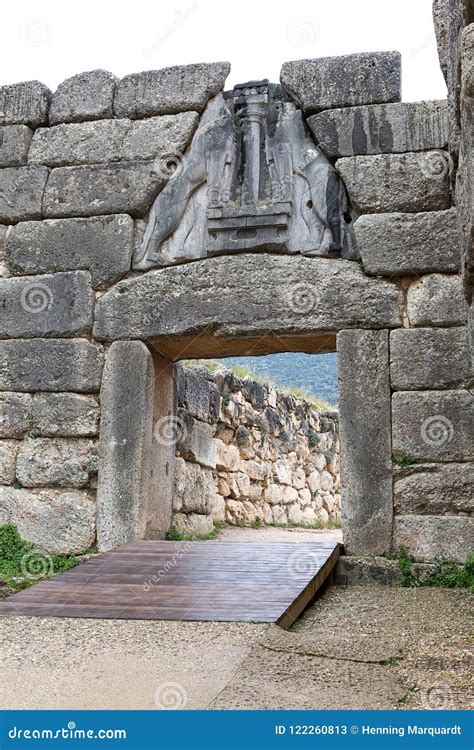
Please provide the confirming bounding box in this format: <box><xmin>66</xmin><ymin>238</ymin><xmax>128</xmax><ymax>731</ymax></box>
<box><xmin>0</xmin><ymin>3</ymin><xmax>472</xmax><ymax>562</ymax></box>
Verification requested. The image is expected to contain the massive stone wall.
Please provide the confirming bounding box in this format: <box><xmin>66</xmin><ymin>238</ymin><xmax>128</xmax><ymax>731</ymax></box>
<box><xmin>173</xmin><ymin>365</ymin><xmax>340</xmax><ymax>536</ymax></box>
<box><xmin>0</xmin><ymin>35</ymin><xmax>472</xmax><ymax>561</ymax></box>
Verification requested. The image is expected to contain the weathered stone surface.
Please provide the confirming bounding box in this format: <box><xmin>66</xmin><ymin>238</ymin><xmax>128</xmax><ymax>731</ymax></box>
<box><xmin>173</xmin><ymin>457</ymin><xmax>216</xmax><ymax>514</ymax></box>
<box><xmin>32</xmin><ymin>394</ymin><xmax>99</xmax><ymax>436</ymax></box>
<box><xmin>308</xmin><ymin>101</ymin><xmax>449</xmax><ymax>158</ymax></box>
<box><xmin>392</xmin><ymin>390</ymin><xmax>474</xmax><ymax>462</ymax></box>
<box><xmin>407</xmin><ymin>274</ymin><xmax>468</xmax><ymax>326</ymax></box>
<box><xmin>179</xmin><ymin>367</ymin><xmax>220</xmax><ymax>423</ymax></box>
<box><xmin>93</xmin><ymin>255</ymin><xmax>403</xmax><ymax>343</ymax></box>
<box><xmin>29</xmin><ymin>112</ymin><xmax>198</xmax><ymax>167</ymax></box>
<box><xmin>0</xmin><ymin>81</ymin><xmax>50</xmax><ymax>127</ymax></box>
<box><xmin>173</xmin><ymin>511</ymin><xmax>214</xmax><ymax>537</ymax></box>
<box><xmin>433</xmin><ymin>0</ymin><xmax>449</xmax><ymax>81</ymax></box>
<box><xmin>0</xmin><ymin>393</ymin><xmax>32</xmax><ymax>437</ymax></box>
<box><xmin>49</xmin><ymin>70</ymin><xmax>118</xmax><ymax>125</ymax></box>
<box><xmin>356</xmin><ymin>209</ymin><xmax>460</xmax><ymax>276</ymax></box>
<box><xmin>336</xmin><ymin>152</ymin><xmax>451</xmax><ymax>213</ymax></box>
<box><xmin>0</xmin><ymin>339</ymin><xmax>104</xmax><ymax>392</ymax></box>
<box><xmin>0</xmin><ymin>125</ymin><xmax>33</xmax><ymax>167</ymax></box>
<box><xmin>96</xmin><ymin>341</ymin><xmax>154</xmax><ymax>551</ymax></box>
<box><xmin>0</xmin><ymin>440</ymin><xmax>19</xmax><ymax>483</ymax></box>
<box><xmin>394</xmin><ymin>515</ymin><xmax>474</xmax><ymax>562</ymax></box>
<box><xmin>0</xmin><ymin>486</ymin><xmax>95</xmax><ymax>553</ymax></box>
<box><xmin>390</xmin><ymin>328</ymin><xmax>471</xmax><ymax>390</ymax></box>
<box><xmin>280</xmin><ymin>52</ymin><xmax>401</xmax><ymax>113</ymax></box>
<box><xmin>394</xmin><ymin>463</ymin><xmax>474</xmax><ymax>514</ymax></box>
<box><xmin>114</xmin><ymin>62</ymin><xmax>230</xmax><ymax>118</ymax></box>
<box><xmin>0</xmin><ymin>271</ymin><xmax>93</xmax><ymax>338</ymax></box>
<box><xmin>176</xmin><ymin>411</ymin><xmax>216</xmax><ymax>468</ymax></box>
<box><xmin>6</xmin><ymin>215</ymin><xmax>134</xmax><ymax>289</ymax></box>
<box><xmin>337</xmin><ymin>330</ymin><xmax>393</xmax><ymax>555</ymax></box>
<box><xmin>0</xmin><ymin>166</ymin><xmax>48</xmax><ymax>223</ymax></box>
<box><xmin>458</xmin><ymin>23</ymin><xmax>474</xmax><ymax>302</ymax></box>
<box><xmin>43</xmin><ymin>162</ymin><xmax>164</xmax><ymax>218</ymax></box>
<box><xmin>16</xmin><ymin>438</ymin><xmax>97</xmax><ymax>487</ymax></box>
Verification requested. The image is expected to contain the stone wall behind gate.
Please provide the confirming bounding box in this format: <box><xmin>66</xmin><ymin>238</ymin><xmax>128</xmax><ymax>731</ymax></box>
<box><xmin>0</xmin><ymin>5</ymin><xmax>473</xmax><ymax>562</ymax></box>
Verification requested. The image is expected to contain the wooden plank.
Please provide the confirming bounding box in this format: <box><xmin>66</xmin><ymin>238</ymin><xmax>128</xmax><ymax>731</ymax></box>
<box><xmin>0</xmin><ymin>540</ymin><xmax>341</xmax><ymax>626</ymax></box>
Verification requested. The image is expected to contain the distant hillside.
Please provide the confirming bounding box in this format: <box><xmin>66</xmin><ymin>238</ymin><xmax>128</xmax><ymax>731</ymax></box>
<box><xmin>216</xmin><ymin>352</ymin><xmax>339</xmax><ymax>406</ymax></box>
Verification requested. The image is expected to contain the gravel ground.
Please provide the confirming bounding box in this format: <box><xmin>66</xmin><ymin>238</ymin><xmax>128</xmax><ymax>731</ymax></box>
<box><xmin>0</xmin><ymin>528</ymin><xmax>471</xmax><ymax>710</ymax></box>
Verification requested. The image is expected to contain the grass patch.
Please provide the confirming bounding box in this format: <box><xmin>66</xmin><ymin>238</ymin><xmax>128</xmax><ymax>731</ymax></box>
<box><xmin>165</xmin><ymin>521</ymin><xmax>223</xmax><ymax>542</ymax></box>
<box><xmin>394</xmin><ymin>453</ymin><xmax>416</xmax><ymax>469</ymax></box>
<box><xmin>396</xmin><ymin>545</ymin><xmax>474</xmax><ymax>592</ymax></box>
<box><xmin>0</xmin><ymin>523</ymin><xmax>78</xmax><ymax>590</ymax></box>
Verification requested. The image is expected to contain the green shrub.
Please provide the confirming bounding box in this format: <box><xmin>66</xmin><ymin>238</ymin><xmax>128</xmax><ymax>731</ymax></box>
<box><xmin>0</xmin><ymin>523</ymin><xmax>78</xmax><ymax>589</ymax></box>
<box><xmin>396</xmin><ymin>545</ymin><xmax>474</xmax><ymax>591</ymax></box>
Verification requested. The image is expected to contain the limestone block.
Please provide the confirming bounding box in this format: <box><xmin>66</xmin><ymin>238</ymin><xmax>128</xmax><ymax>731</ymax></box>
<box><xmin>272</xmin><ymin>505</ymin><xmax>288</xmax><ymax>525</ymax></box>
<box><xmin>356</xmin><ymin>209</ymin><xmax>460</xmax><ymax>276</ymax></box>
<box><xmin>301</xmin><ymin>506</ymin><xmax>317</xmax><ymax>525</ymax></box>
<box><xmin>0</xmin><ymin>81</ymin><xmax>50</xmax><ymax>127</ymax></box>
<box><xmin>6</xmin><ymin>215</ymin><xmax>134</xmax><ymax>289</ymax></box>
<box><xmin>215</xmin><ymin>439</ymin><xmax>241</xmax><ymax>471</ymax></box>
<box><xmin>43</xmin><ymin>162</ymin><xmax>165</xmax><ymax>218</ymax></box>
<box><xmin>49</xmin><ymin>70</ymin><xmax>118</xmax><ymax>125</ymax></box>
<box><xmin>273</xmin><ymin>458</ymin><xmax>292</xmax><ymax>485</ymax></box>
<box><xmin>96</xmin><ymin>341</ymin><xmax>154</xmax><ymax>550</ymax></box>
<box><xmin>390</xmin><ymin>328</ymin><xmax>471</xmax><ymax>390</ymax></box>
<box><xmin>263</xmin><ymin>484</ymin><xmax>283</xmax><ymax>505</ymax></box>
<box><xmin>318</xmin><ymin>507</ymin><xmax>329</xmax><ymax>523</ymax></box>
<box><xmin>288</xmin><ymin>503</ymin><xmax>303</xmax><ymax>524</ymax></box>
<box><xmin>320</xmin><ymin>470</ymin><xmax>334</xmax><ymax>491</ymax></box>
<box><xmin>291</xmin><ymin>466</ymin><xmax>306</xmax><ymax>489</ymax></box>
<box><xmin>0</xmin><ymin>166</ymin><xmax>49</xmax><ymax>223</ymax></box>
<box><xmin>173</xmin><ymin>457</ymin><xmax>216</xmax><ymax>514</ymax></box>
<box><xmin>0</xmin><ymin>393</ymin><xmax>32</xmax><ymax>437</ymax></box>
<box><xmin>336</xmin><ymin>153</ymin><xmax>451</xmax><ymax>213</ymax></box>
<box><xmin>311</xmin><ymin>453</ymin><xmax>327</xmax><ymax>471</ymax></box>
<box><xmin>0</xmin><ymin>486</ymin><xmax>95</xmax><ymax>553</ymax></box>
<box><xmin>248</xmin><ymin>483</ymin><xmax>263</xmax><ymax>501</ymax></box>
<box><xmin>0</xmin><ymin>339</ymin><xmax>104</xmax><ymax>392</ymax></box>
<box><xmin>307</xmin><ymin>469</ymin><xmax>321</xmax><ymax>492</ymax></box>
<box><xmin>280</xmin><ymin>51</ymin><xmax>401</xmax><ymax>113</ymax></box>
<box><xmin>182</xmin><ymin>368</ymin><xmax>215</xmax><ymax>422</ymax></box>
<box><xmin>242</xmin><ymin>459</ymin><xmax>270</xmax><ymax>481</ymax></box>
<box><xmin>338</xmin><ymin>330</ymin><xmax>393</xmax><ymax>554</ymax></box>
<box><xmin>16</xmin><ymin>438</ymin><xmax>97</xmax><ymax>487</ymax></box>
<box><xmin>308</xmin><ymin>101</ymin><xmax>448</xmax><ymax>157</ymax></box>
<box><xmin>407</xmin><ymin>274</ymin><xmax>468</xmax><ymax>326</ymax></box>
<box><xmin>0</xmin><ymin>440</ymin><xmax>19</xmax><ymax>483</ymax></box>
<box><xmin>394</xmin><ymin>515</ymin><xmax>474</xmax><ymax>562</ymax></box>
<box><xmin>176</xmin><ymin>411</ymin><xmax>216</xmax><ymax>468</ymax></box>
<box><xmin>394</xmin><ymin>463</ymin><xmax>474</xmax><ymax>514</ymax></box>
<box><xmin>282</xmin><ymin>486</ymin><xmax>299</xmax><ymax>504</ymax></box>
<box><xmin>210</xmin><ymin>493</ymin><xmax>225</xmax><ymax>523</ymax></box>
<box><xmin>32</xmin><ymin>393</ymin><xmax>99</xmax><ymax>436</ymax></box>
<box><xmin>392</xmin><ymin>390</ymin><xmax>474</xmax><ymax>462</ymax></box>
<box><xmin>114</xmin><ymin>62</ymin><xmax>230</xmax><ymax>118</ymax></box>
<box><xmin>0</xmin><ymin>125</ymin><xmax>33</xmax><ymax>167</ymax></box>
<box><xmin>298</xmin><ymin>488</ymin><xmax>312</xmax><ymax>506</ymax></box>
<box><xmin>0</xmin><ymin>271</ymin><xmax>93</xmax><ymax>337</ymax></box>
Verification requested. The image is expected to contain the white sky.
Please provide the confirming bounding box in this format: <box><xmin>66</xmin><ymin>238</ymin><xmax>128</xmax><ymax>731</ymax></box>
<box><xmin>2</xmin><ymin>0</ymin><xmax>446</xmax><ymax>102</ymax></box>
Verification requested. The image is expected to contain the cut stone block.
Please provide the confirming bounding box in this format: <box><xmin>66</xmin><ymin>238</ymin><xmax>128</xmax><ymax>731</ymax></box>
<box><xmin>16</xmin><ymin>437</ymin><xmax>98</xmax><ymax>488</ymax></box>
<box><xmin>0</xmin><ymin>270</ymin><xmax>93</xmax><ymax>338</ymax></box>
<box><xmin>6</xmin><ymin>215</ymin><xmax>134</xmax><ymax>289</ymax></box>
<box><xmin>280</xmin><ymin>51</ymin><xmax>401</xmax><ymax>113</ymax></box>
<box><xmin>0</xmin><ymin>81</ymin><xmax>51</xmax><ymax>127</ymax></box>
<box><xmin>0</xmin><ymin>166</ymin><xmax>49</xmax><ymax>223</ymax></box>
<box><xmin>173</xmin><ymin>457</ymin><xmax>216</xmax><ymax>514</ymax></box>
<box><xmin>43</xmin><ymin>162</ymin><xmax>165</xmax><ymax>218</ymax></box>
<box><xmin>0</xmin><ymin>125</ymin><xmax>33</xmax><ymax>167</ymax></box>
<box><xmin>173</xmin><ymin>512</ymin><xmax>214</xmax><ymax>537</ymax></box>
<box><xmin>49</xmin><ymin>70</ymin><xmax>118</xmax><ymax>125</ymax></box>
<box><xmin>308</xmin><ymin>101</ymin><xmax>448</xmax><ymax>157</ymax></box>
<box><xmin>392</xmin><ymin>390</ymin><xmax>474</xmax><ymax>462</ymax></box>
<box><xmin>407</xmin><ymin>274</ymin><xmax>468</xmax><ymax>326</ymax></box>
<box><xmin>394</xmin><ymin>515</ymin><xmax>474</xmax><ymax>562</ymax></box>
<box><xmin>114</xmin><ymin>62</ymin><xmax>230</xmax><ymax>118</ymax></box>
<box><xmin>0</xmin><ymin>440</ymin><xmax>19</xmax><ymax>483</ymax></box>
<box><xmin>394</xmin><ymin>463</ymin><xmax>474</xmax><ymax>514</ymax></box>
<box><xmin>0</xmin><ymin>339</ymin><xmax>104</xmax><ymax>392</ymax></box>
<box><xmin>336</xmin><ymin>152</ymin><xmax>451</xmax><ymax>213</ymax></box>
<box><xmin>338</xmin><ymin>329</ymin><xmax>393</xmax><ymax>555</ymax></box>
<box><xmin>176</xmin><ymin>410</ymin><xmax>216</xmax><ymax>468</ymax></box>
<box><xmin>32</xmin><ymin>393</ymin><xmax>99</xmax><ymax>436</ymax></box>
<box><xmin>390</xmin><ymin>328</ymin><xmax>471</xmax><ymax>390</ymax></box>
<box><xmin>0</xmin><ymin>393</ymin><xmax>32</xmax><ymax>437</ymax></box>
<box><xmin>356</xmin><ymin>209</ymin><xmax>460</xmax><ymax>276</ymax></box>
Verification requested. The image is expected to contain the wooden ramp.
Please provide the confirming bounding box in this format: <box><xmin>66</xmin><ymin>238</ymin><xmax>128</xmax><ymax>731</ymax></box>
<box><xmin>0</xmin><ymin>540</ymin><xmax>341</xmax><ymax>629</ymax></box>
